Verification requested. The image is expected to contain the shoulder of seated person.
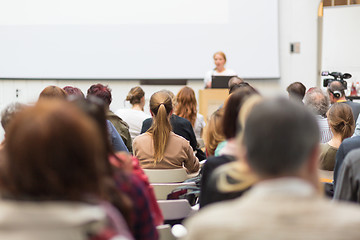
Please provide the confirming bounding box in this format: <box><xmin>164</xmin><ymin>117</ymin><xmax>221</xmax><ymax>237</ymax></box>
<box><xmin>173</xmin><ymin>115</ymin><xmax>192</xmax><ymax>126</ymax></box>
<box><xmin>345</xmin><ymin>148</ymin><xmax>360</xmax><ymax>163</ymax></box>
<box><xmin>343</xmin><ymin>136</ymin><xmax>360</xmax><ymax>146</ymax></box>
<box><xmin>133</xmin><ymin>132</ymin><xmax>149</xmax><ymax>141</ymax></box>
<box><xmin>143</xmin><ymin>117</ymin><xmax>152</xmax><ymax>122</ymax></box>
<box><xmin>206</xmin><ymin>155</ymin><xmax>236</xmax><ymax>164</ymax></box>
<box><xmin>170</xmin><ymin>132</ymin><xmax>190</xmax><ymax>143</ymax></box>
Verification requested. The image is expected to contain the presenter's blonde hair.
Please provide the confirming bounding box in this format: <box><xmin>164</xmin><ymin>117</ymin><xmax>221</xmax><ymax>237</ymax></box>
<box><xmin>213</xmin><ymin>51</ymin><xmax>227</xmax><ymax>62</ymax></box>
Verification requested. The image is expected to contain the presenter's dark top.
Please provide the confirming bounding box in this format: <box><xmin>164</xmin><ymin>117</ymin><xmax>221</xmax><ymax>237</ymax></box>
<box><xmin>141</xmin><ymin>115</ymin><xmax>205</xmax><ymax>160</ymax></box>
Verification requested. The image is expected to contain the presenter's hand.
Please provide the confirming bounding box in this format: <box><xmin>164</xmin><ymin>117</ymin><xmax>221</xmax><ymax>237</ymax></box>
<box><xmin>205</xmin><ymin>82</ymin><xmax>211</xmax><ymax>89</ymax></box>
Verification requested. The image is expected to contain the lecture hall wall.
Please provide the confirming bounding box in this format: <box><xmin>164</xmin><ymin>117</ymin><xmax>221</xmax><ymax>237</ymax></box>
<box><xmin>0</xmin><ymin>0</ymin><xmax>320</xmax><ymax>138</ymax></box>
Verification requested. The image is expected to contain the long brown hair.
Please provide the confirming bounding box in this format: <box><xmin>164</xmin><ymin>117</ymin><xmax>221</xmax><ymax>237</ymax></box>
<box><xmin>1</xmin><ymin>99</ymin><xmax>105</xmax><ymax>201</ymax></box>
<box><xmin>148</xmin><ymin>91</ymin><xmax>173</xmax><ymax>163</ymax></box>
<box><xmin>222</xmin><ymin>86</ymin><xmax>259</xmax><ymax>139</ymax></box>
<box><xmin>175</xmin><ymin>86</ymin><xmax>197</xmax><ymax>126</ymax></box>
<box><xmin>204</xmin><ymin>108</ymin><xmax>225</xmax><ymax>156</ymax></box>
<box><xmin>327</xmin><ymin>102</ymin><xmax>355</xmax><ymax>141</ymax></box>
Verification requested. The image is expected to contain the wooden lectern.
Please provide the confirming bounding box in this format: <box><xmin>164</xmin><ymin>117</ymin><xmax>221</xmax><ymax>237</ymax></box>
<box><xmin>198</xmin><ymin>89</ymin><xmax>228</xmax><ymax>122</ymax></box>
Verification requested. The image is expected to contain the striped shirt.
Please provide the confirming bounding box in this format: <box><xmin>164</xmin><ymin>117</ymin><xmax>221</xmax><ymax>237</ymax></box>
<box><xmin>315</xmin><ymin>115</ymin><xmax>333</xmax><ymax>143</ymax></box>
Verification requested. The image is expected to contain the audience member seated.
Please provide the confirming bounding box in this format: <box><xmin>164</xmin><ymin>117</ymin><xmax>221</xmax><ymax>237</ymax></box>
<box><xmin>184</xmin><ymin>98</ymin><xmax>360</xmax><ymax>240</ymax></box>
<box><xmin>116</xmin><ymin>86</ymin><xmax>150</xmax><ymax>141</ymax></box>
<box><xmin>203</xmin><ymin>108</ymin><xmax>225</xmax><ymax>157</ymax></box>
<box><xmin>286</xmin><ymin>81</ymin><xmax>306</xmax><ymax>102</ymax></box>
<box><xmin>334</xmin><ymin>148</ymin><xmax>360</xmax><ymax>203</ymax></box>
<box><xmin>214</xmin><ymin>85</ymin><xmax>259</xmax><ymax>156</ymax></box>
<box><xmin>0</xmin><ymin>99</ymin><xmax>133</xmax><ymax>239</ymax></box>
<box><xmin>319</xmin><ymin>103</ymin><xmax>354</xmax><ymax>171</ymax></box>
<box><xmin>175</xmin><ymin>86</ymin><xmax>206</xmax><ymax>139</ymax></box>
<box><xmin>200</xmin><ymin>94</ymin><xmax>261</xmax><ymax>208</ymax></box>
<box><xmin>141</xmin><ymin>90</ymin><xmax>206</xmax><ymax>160</ymax></box>
<box><xmin>200</xmin><ymin>85</ymin><xmax>258</xmax><ymax>203</ymax></box>
<box><xmin>304</xmin><ymin>87</ymin><xmax>333</xmax><ymax>143</ymax></box>
<box><xmin>70</xmin><ymin>97</ymin><xmax>160</xmax><ymax>239</ymax></box>
<box><xmin>133</xmin><ymin>91</ymin><xmax>199</xmax><ymax>173</ymax></box>
<box><xmin>328</xmin><ymin>80</ymin><xmax>360</xmax><ymax>122</ymax></box>
<box><xmin>39</xmin><ymin>85</ymin><xmax>67</xmax><ymax>99</ymax></box>
<box><xmin>87</xmin><ymin>83</ymin><xmax>132</xmax><ymax>152</ymax></box>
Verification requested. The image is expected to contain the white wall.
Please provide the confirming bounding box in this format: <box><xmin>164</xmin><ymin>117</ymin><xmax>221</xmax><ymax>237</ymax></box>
<box><xmin>322</xmin><ymin>5</ymin><xmax>360</xmax><ymax>86</ymax></box>
<box><xmin>0</xmin><ymin>0</ymin><xmax>321</xmax><ymax>139</ymax></box>
<box><xmin>278</xmin><ymin>0</ymin><xmax>320</xmax><ymax>91</ymax></box>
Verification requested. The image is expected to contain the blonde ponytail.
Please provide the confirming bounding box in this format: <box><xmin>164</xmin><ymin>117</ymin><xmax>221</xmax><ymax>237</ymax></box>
<box><xmin>148</xmin><ymin>91</ymin><xmax>173</xmax><ymax>164</ymax></box>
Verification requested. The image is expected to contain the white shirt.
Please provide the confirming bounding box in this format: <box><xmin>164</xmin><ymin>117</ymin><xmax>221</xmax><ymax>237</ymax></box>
<box><xmin>194</xmin><ymin>113</ymin><xmax>206</xmax><ymax>139</ymax></box>
<box><xmin>115</xmin><ymin>108</ymin><xmax>150</xmax><ymax>141</ymax></box>
<box><xmin>204</xmin><ymin>68</ymin><xmax>237</xmax><ymax>87</ymax></box>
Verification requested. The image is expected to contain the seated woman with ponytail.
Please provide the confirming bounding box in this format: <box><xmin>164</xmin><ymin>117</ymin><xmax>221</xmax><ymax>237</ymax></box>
<box><xmin>133</xmin><ymin>91</ymin><xmax>200</xmax><ymax>173</ymax></box>
<box><xmin>319</xmin><ymin>102</ymin><xmax>355</xmax><ymax>171</ymax></box>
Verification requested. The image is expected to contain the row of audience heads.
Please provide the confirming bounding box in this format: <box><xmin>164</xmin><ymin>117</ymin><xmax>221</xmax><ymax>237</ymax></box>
<box><xmin>0</xmin><ymin>83</ymin><xmax>203</xmax><ymax>197</ymax></box>
<box><xmin>0</xmin><ymin>85</ymin><xmax>325</xmax><ymax>195</ymax></box>
<box><xmin>37</xmin><ymin>84</ymin><xmax>202</xmax><ymax>126</ymax></box>
<box><xmin>37</xmin><ymin>84</ymin><xmax>145</xmax><ymax>106</ymax></box>
<box><xmin>3</xmin><ymin>80</ymin><xmax>354</xmax><ymax>153</ymax></box>
<box><xmin>5</xmin><ymin>79</ymin><xmax>356</xmax><ymax>229</ymax></box>
<box><xmin>286</xmin><ymin>81</ymin><xmax>355</xmax><ymax>141</ymax></box>
<box><xmin>287</xmin><ymin>80</ymin><xmax>348</xmax><ymax>103</ymax></box>
<box><xmin>1</xmin><ymin>79</ymin><xmax>351</xmax><ymax>240</ymax></box>
<box><xmin>205</xmin><ymin>86</ymin><xmax>321</xmax><ymax>181</ymax></box>
<box><xmin>203</xmin><ymin>80</ymin><xmax>356</xmax><ymax>186</ymax></box>
<box><xmin>0</xmin><ymin>84</ymin><xmax>182</xmax><ymax>227</ymax></box>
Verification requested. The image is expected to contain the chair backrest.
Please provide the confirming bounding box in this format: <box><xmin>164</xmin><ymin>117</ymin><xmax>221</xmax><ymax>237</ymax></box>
<box><xmin>157</xmin><ymin>199</ymin><xmax>196</xmax><ymax>220</ymax></box>
<box><xmin>143</xmin><ymin>168</ymin><xmax>188</xmax><ymax>183</ymax></box>
<box><xmin>152</xmin><ymin>182</ymin><xmax>196</xmax><ymax>200</ymax></box>
<box><xmin>157</xmin><ymin>224</ymin><xmax>176</xmax><ymax>240</ymax></box>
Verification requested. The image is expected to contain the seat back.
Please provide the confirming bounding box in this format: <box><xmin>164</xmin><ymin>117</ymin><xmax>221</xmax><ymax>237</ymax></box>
<box><xmin>152</xmin><ymin>182</ymin><xmax>196</xmax><ymax>200</ymax></box>
<box><xmin>157</xmin><ymin>199</ymin><xmax>196</xmax><ymax>221</ymax></box>
<box><xmin>143</xmin><ymin>168</ymin><xmax>188</xmax><ymax>183</ymax></box>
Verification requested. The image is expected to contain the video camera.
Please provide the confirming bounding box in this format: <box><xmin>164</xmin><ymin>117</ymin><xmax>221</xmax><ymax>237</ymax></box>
<box><xmin>322</xmin><ymin>71</ymin><xmax>351</xmax><ymax>88</ymax></box>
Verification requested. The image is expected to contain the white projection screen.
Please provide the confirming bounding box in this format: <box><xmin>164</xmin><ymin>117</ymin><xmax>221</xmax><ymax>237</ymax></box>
<box><xmin>0</xmin><ymin>0</ymin><xmax>279</xmax><ymax>79</ymax></box>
